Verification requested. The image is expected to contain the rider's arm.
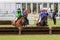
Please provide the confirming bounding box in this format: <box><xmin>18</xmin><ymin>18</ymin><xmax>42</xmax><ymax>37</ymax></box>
<box><xmin>26</xmin><ymin>10</ymin><xmax>28</xmax><ymax>17</ymax></box>
<box><xmin>16</xmin><ymin>12</ymin><xmax>19</xmax><ymax>17</ymax></box>
<box><xmin>38</xmin><ymin>12</ymin><xmax>42</xmax><ymax>22</ymax></box>
<box><xmin>39</xmin><ymin>12</ymin><xmax>42</xmax><ymax>19</ymax></box>
<box><xmin>20</xmin><ymin>12</ymin><xmax>23</xmax><ymax>16</ymax></box>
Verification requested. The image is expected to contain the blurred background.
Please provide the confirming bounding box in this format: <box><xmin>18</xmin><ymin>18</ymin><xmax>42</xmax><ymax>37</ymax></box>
<box><xmin>0</xmin><ymin>2</ymin><xmax>60</xmax><ymax>27</ymax></box>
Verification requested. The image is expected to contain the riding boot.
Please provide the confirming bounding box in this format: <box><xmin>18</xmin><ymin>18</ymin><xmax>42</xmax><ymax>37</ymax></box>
<box><xmin>24</xmin><ymin>16</ymin><xmax>29</xmax><ymax>25</ymax></box>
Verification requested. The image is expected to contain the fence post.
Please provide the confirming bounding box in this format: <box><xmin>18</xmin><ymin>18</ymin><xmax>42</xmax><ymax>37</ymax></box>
<box><xmin>49</xmin><ymin>27</ymin><xmax>52</xmax><ymax>34</ymax></box>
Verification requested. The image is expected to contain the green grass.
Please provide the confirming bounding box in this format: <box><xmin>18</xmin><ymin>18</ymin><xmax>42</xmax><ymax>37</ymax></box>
<box><xmin>0</xmin><ymin>35</ymin><xmax>60</xmax><ymax>40</ymax></box>
<box><xmin>0</xmin><ymin>19</ymin><xmax>60</xmax><ymax>27</ymax></box>
<box><xmin>0</xmin><ymin>20</ymin><xmax>60</xmax><ymax>40</ymax></box>
<box><xmin>48</xmin><ymin>19</ymin><xmax>60</xmax><ymax>27</ymax></box>
<box><xmin>28</xmin><ymin>19</ymin><xmax>60</xmax><ymax>27</ymax></box>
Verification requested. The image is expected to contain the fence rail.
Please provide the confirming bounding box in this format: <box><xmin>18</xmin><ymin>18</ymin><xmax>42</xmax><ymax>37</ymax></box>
<box><xmin>0</xmin><ymin>27</ymin><xmax>60</xmax><ymax>34</ymax></box>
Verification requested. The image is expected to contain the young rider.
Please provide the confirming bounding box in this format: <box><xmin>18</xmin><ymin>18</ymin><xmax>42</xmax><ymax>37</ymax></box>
<box><xmin>22</xmin><ymin>7</ymin><xmax>29</xmax><ymax>24</ymax></box>
<box><xmin>15</xmin><ymin>8</ymin><xmax>23</xmax><ymax>23</ymax></box>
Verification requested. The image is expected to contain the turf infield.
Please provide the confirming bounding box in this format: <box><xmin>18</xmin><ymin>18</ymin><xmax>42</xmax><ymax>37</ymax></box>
<box><xmin>0</xmin><ymin>19</ymin><xmax>60</xmax><ymax>27</ymax></box>
<box><xmin>0</xmin><ymin>35</ymin><xmax>60</xmax><ymax>40</ymax></box>
<box><xmin>0</xmin><ymin>20</ymin><xmax>60</xmax><ymax>40</ymax></box>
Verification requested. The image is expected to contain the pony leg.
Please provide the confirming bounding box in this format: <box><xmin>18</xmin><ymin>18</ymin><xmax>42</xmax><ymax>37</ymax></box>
<box><xmin>18</xmin><ymin>26</ymin><xmax>23</xmax><ymax>35</ymax></box>
<box><xmin>15</xmin><ymin>23</ymin><xmax>21</xmax><ymax>35</ymax></box>
<box><xmin>18</xmin><ymin>27</ymin><xmax>21</xmax><ymax>35</ymax></box>
<box><xmin>12</xmin><ymin>17</ymin><xmax>17</xmax><ymax>25</ymax></box>
<box><xmin>19</xmin><ymin>27</ymin><xmax>21</xmax><ymax>35</ymax></box>
<box><xmin>12</xmin><ymin>21</ymin><xmax>16</xmax><ymax>26</ymax></box>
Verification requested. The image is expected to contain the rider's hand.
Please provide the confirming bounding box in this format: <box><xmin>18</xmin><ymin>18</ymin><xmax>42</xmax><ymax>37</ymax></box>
<box><xmin>38</xmin><ymin>18</ymin><xmax>41</xmax><ymax>23</ymax></box>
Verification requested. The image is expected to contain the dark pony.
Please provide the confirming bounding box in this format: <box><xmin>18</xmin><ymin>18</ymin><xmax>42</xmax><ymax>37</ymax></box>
<box><xmin>12</xmin><ymin>17</ymin><xmax>24</xmax><ymax>30</ymax></box>
<box><xmin>22</xmin><ymin>16</ymin><xmax>29</xmax><ymax>27</ymax></box>
<box><xmin>36</xmin><ymin>16</ymin><xmax>47</xmax><ymax>26</ymax></box>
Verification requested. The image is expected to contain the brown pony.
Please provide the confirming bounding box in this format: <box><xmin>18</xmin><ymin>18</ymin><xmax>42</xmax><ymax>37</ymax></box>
<box><xmin>12</xmin><ymin>17</ymin><xmax>24</xmax><ymax>30</ymax></box>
